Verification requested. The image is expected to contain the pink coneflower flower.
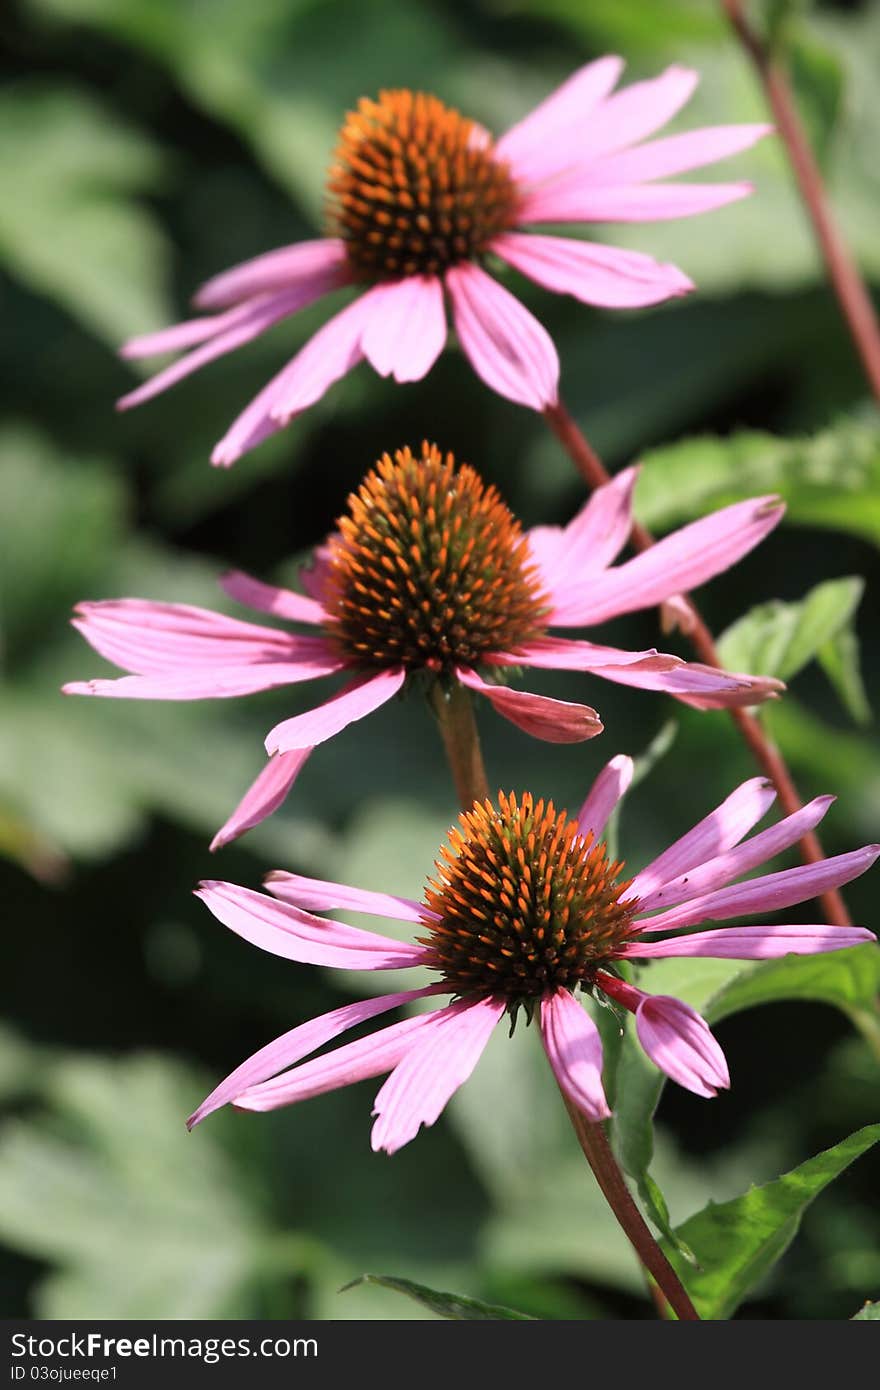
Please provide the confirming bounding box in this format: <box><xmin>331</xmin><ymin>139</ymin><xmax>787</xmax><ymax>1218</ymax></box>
<box><xmin>117</xmin><ymin>64</ymin><xmax>770</xmax><ymax>465</ymax></box>
<box><xmin>64</xmin><ymin>446</ymin><xmax>783</xmax><ymax>848</ymax></box>
<box><xmin>187</xmin><ymin>759</ymin><xmax>877</xmax><ymax>1150</ymax></box>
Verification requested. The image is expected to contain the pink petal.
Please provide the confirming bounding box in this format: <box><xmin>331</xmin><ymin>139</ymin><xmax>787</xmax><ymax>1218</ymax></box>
<box><xmin>493</xmin><ymin>233</ymin><xmax>693</xmax><ymax>309</ymax></box>
<box><xmin>576</xmin><ymin>754</ymin><xmax>634</xmax><ymax>843</ymax></box>
<box><xmin>527</xmin><ymin>466</ymin><xmax>638</xmax><ymax>599</ymax></box>
<box><xmin>587</xmin><ymin>123</ymin><xmax>772</xmax><ymax>186</ymax></box>
<box><xmin>121</xmin><ymin>299</ymin><xmax>267</xmax><ymax>358</ymax></box>
<box><xmin>446</xmin><ymin>263</ymin><xmax>559</xmax><ymax>411</ymax></box>
<box><xmin>457</xmin><ymin>666</ymin><xmax>602</xmax><ymax>744</ymax></box>
<box><xmin>360</xmin><ymin>275</ymin><xmax>446</xmax><ymax>383</ymax></box>
<box><xmin>265</xmin><ymin>870</ymin><xmax>433</xmax><ymax>924</ymax></box>
<box><xmin>515</xmin><ymin>636</ymin><xmax>747</xmax><ymax>699</ymax></box>
<box><xmin>63</xmin><ymin>660</ymin><xmax>340</xmax><ymax>701</ymax></box>
<box><xmin>219</xmin><ymin>570</ymin><xmax>326</xmax><ymax>626</ymax></box>
<box><xmin>117</xmin><ymin>287</ymin><xmax>330</xmax><ymax>411</ymax></box>
<box><xmin>264</xmin><ymin>668</ymin><xmax>405</xmax><ymax>755</ymax></box>
<box><xmin>495</xmin><ymin>56</ymin><xmax>624</xmax><ymax>181</ymax></box>
<box><xmin>627</xmin><ymin>925</ymin><xmax>876</xmax><ymax>960</ymax></box>
<box><xmin>234</xmin><ymin>1004</ymin><xmax>455</xmax><ymax>1114</ymax></box>
<box><xmin>188</xmin><ymin>984</ymin><xmax>441</xmax><ymax>1128</ymax></box>
<box><xmin>637</xmin><ymin>845</ymin><xmax>880</xmax><ymax>934</ymax></box>
<box><xmin>563</xmin><ymin>496</ymin><xmax>785</xmax><ymax>627</ymax></box>
<box><xmin>569</xmin><ymin>64</ymin><xmax>700</xmax><ymax>164</ymax></box>
<box><xmin>629</xmin><ymin>777</ymin><xmax>777</xmax><ymax>902</ymax></box>
<box><xmin>371</xmin><ymin>996</ymin><xmax>505</xmax><ymax>1154</ymax></box>
<box><xmin>669</xmin><ymin>666</ymin><xmax>784</xmax><ymax>711</ymax></box>
<box><xmin>194</xmin><ymin>238</ymin><xmax>350</xmax><ymax>310</ymax></box>
<box><xmin>269</xmin><ymin>287</ymin><xmax>388</xmax><ymax>425</ymax></box>
<box><xmin>636</xmin><ymin>796</ymin><xmax>836</xmax><ymax>912</ymax></box>
<box><xmin>635</xmin><ymin>994</ymin><xmax>729</xmax><ymax>1099</ymax></box>
<box><xmin>66</xmin><ymin>598</ymin><xmax>332</xmax><ymax>674</ymax></box>
<box><xmin>519</xmin><ymin>179</ymin><xmax>753</xmax><ymax>226</ymax></box>
<box><xmin>195</xmin><ymin>880</ymin><xmax>430</xmax><ymax>970</ymax></box>
<box><xmin>210</xmin><ymin>750</ymin><xmax>312</xmax><ymax>852</ymax></box>
<box><xmin>540</xmin><ymin>988</ymin><xmax>610</xmax><ymax>1122</ymax></box>
<box><xmin>210</xmin><ymin>291</ymin><xmax>373</xmax><ymax>467</ymax></box>
<box><xmin>299</xmin><ymin>544</ymin><xmax>334</xmax><ymax>604</ymax></box>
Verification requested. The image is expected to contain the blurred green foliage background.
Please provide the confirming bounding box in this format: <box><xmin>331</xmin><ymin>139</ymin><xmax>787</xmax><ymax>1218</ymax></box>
<box><xmin>1</xmin><ymin>0</ymin><xmax>879</xmax><ymax>1320</ymax></box>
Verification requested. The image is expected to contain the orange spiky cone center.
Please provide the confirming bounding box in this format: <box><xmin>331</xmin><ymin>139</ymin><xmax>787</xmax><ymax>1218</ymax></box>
<box><xmin>321</xmin><ymin>444</ymin><xmax>550</xmax><ymax>671</ymax></box>
<box><xmin>326</xmin><ymin>89</ymin><xmax>518</xmax><ymax>279</ymax></box>
<box><xmin>420</xmin><ymin>792</ymin><xmax>638</xmax><ymax>1001</ymax></box>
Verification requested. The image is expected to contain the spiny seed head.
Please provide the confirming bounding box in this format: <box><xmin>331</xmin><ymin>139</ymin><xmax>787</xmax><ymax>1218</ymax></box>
<box><xmin>322</xmin><ymin>443</ymin><xmax>550</xmax><ymax>671</ymax></box>
<box><xmin>420</xmin><ymin>792</ymin><xmax>638</xmax><ymax>1002</ymax></box>
<box><xmin>326</xmin><ymin>89</ymin><xmax>519</xmax><ymax>280</ymax></box>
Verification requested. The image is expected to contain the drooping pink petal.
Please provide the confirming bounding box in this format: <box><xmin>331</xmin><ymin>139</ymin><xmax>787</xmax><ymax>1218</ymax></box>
<box><xmin>492</xmin><ymin>233</ymin><xmax>693</xmax><ymax>309</ymax></box>
<box><xmin>514</xmin><ymin>636</ymin><xmax>746</xmax><ymax>699</ymax></box>
<box><xmin>63</xmin><ymin>660</ymin><xmax>340</xmax><ymax>701</ymax></box>
<box><xmin>360</xmin><ymin>275</ymin><xmax>447</xmax><ymax>382</ymax></box>
<box><xmin>519</xmin><ymin>179</ymin><xmax>753</xmax><ymax>226</ymax></box>
<box><xmin>540</xmin><ymin>987</ymin><xmax>610</xmax><ymax>1122</ymax></box>
<box><xmin>117</xmin><ymin>287</ymin><xmax>332</xmax><ymax>411</ymax></box>
<box><xmin>626</xmin><ymin>925</ymin><xmax>876</xmax><ymax>960</ymax></box>
<box><xmin>371</xmin><ymin>996</ymin><xmax>505</xmax><ymax>1154</ymax></box>
<box><xmin>635</xmin><ymin>796</ymin><xmax>836</xmax><ymax>912</ymax></box>
<box><xmin>586</xmin><ymin>123</ymin><xmax>772</xmax><ymax>186</ymax></box>
<box><xmin>264</xmin><ymin>870</ymin><xmax>434</xmax><ymax>924</ymax></box>
<box><xmin>234</xmin><ymin>1004</ymin><xmax>457</xmax><ymax>1113</ymax></box>
<box><xmin>446</xmin><ymin>263</ymin><xmax>559</xmax><ymax>411</ymax></box>
<box><xmin>269</xmin><ymin>287</ymin><xmax>388</xmax><ymax>425</ymax></box>
<box><xmin>264</xmin><ymin>668</ymin><xmax>405</xmax><ymax>755</ymax></box>
<box><xmin>195</xmin><ymin>880</ymin><xmax>431</xmax><ymax>970</ymax></box>
<box><xmin>636</xmin><ymin>845</ymin><xmax>880</xmax><ymax>934</ymax></box>
<box><xmin>65</xmin><ymin>598</ymin><xmax>333</xmax><ymax>674</ymax></box>
<box><xmin>457</xmin><ymin>666</ymin><xmax>602</xmax><ymax>744</ymax></box>
<box><xmin>210</xmin><ymin>750</ymin><xmax>312</xmax><ymax>852</ymax></box>
<box><xmin>194</xmin><ymin>238</ymin><xmax>350</xmax><ymax>310</ymax></box>
<box><xmin>576</xmin><ymin>754</ymin><xmax>634</xmax><ymax>843</ymax></box>
<box><xmin>635</xmin><ymin>994</ymin><xmax>729</xmax><ymax>1099</ymax></box>
<box><xmin>210</xmin><ymin>291</ymin><xmax>375</xmax><ymax>467</ymax></box>
<box><xmin>559</xmin><ymin>496</ymin><xmax>784</xmax><ymax>627</ymax></box>
<box><xmin>495</xmin><ymin>56</ymin><xmax>624</xmax><ymax>181</ymax></box>
<box><xmin>188</xmin><ymin>984</ymin><xmax>443</xmax><ymax>1128</ymax></box>
<box><xmin>121</xmin><ymin>300</ymin><xmax>267</xmax><ymax>359</ymax></box>
<box><xmin>668</xmin><ymin>667</ymin><xmax>785</xmax><ymax>711</ymax></box>
<box><xmin>219</xmin><ymin>570</ymin><xmax>326</xmax><ymax>626</ymax></box>
<box><xmin>527</xmin><ymin>466</ymin><xmax>638</xmax><ymax>599</ymax></box>
<box><xmin>629</xmin><ymin>777</ymin><xmax>777</xmax><ymax>902</ymax></box>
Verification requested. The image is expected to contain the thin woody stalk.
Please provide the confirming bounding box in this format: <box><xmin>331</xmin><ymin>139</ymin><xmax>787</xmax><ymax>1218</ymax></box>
<box><xmin>722</xmin><ymin>0</ymin><xmax>880</xmax><ymax>401</ymax></box>
<box><xmin>543</xmin><ymin>398</ymin><xmax>852</xmax><ymax>929</ymax></box>
<box><xmin>433</xmin><ymin>675</ymin><xmax>700</xmax><ymax>1322</ymax></box>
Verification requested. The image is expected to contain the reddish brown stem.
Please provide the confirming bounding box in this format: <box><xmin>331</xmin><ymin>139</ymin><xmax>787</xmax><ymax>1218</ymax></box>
<box><xmin>723</xmin><ymin>0</ymin><xmax>880</xmax><ymax>400</ymax></box>
<box><xmin>543</xmin><ymin>399</ymin><xmax>851</xmax><ymax>928</ymax></box>
<box><xmin>560</xmin><ymin>1091</ymin><xmax>699</xmax><ymax>1321</ymax></box>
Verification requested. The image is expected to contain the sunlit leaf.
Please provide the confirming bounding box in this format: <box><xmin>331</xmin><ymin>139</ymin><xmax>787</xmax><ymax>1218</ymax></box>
<box><xmin>341</xmin><ymin>1273</ymin><xmax>534</xmax><ymax>1320</ymax></box>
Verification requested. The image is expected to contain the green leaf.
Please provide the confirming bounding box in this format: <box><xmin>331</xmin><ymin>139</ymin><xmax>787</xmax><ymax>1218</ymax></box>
<box><xmin>0</xmin><ymin>1053</ymin><xmax>311</xmax><ymax>1317</ymax></box>
<box><xmin>852</xmin><ymin>1300</ymin><xmax>880</xmax><ymax>1320</ymax></box>
<box><xmin>665</xmin><ymin>1124</ymin><xmax>880</xmax><ymax>1319</ymax></box>
<box><xmin>341</xmin><ymin>1274</ymin><xmax>534</xmax><ymax>1320</ymax></box>
<box><xmin>817</xmin><ymin>626</ymin><xmax>872</xmax><ymax>726</ymax></box>
<box><xmin>715</xmin><ymin>577</ymin><xmax>867</xmax><ymax>716</ymax></box>
<box><xmin>635</xmin><ymin>414</ymin><xmax>880</xmax><ymax>549</ymax></box>
<box><xmin>0</xmin><ymin>84</ymin><xmax>170</xmax><ymax>345</ymax></box>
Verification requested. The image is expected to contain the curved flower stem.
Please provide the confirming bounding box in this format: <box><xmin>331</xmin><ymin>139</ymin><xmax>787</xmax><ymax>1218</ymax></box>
<box><xmin>430</xmin><ymin>679</ymin><xmax>491</xmax><ymax>808</ymax></box>
<box><xmin>543</xmin><ymin>398</ymin><xmax>852</xmax><ymax>928</ymax></box>
<box><xmin>559</xmin><ymin>1089</ymin><xmax>699</xmax><ymax>1321</ymax></box>
<box><xmin>722</xmin><ymin>0</ymin><xmax>880</xmax><ymax>400</ymax></box>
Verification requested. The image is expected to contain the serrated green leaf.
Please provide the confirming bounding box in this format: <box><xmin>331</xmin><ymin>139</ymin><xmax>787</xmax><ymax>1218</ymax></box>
<box><xmin>665</xmin><ymin>1124</ymin><xmax>880</xmax><ymax>1319</ymax></box>
<box><xmin>715</xmin><ymin>578</ymin><xmax>866</xmax><ymax>709</ymax></box>
<box><xmin>817</xmin><ymin>627</ymin><xmax>872</xmax><ymax>726</ymax></box>
<box><xmin>0</xmin><ymin>84</ymin><xmax>170</xmax><ymax>344</ymax></box>
<box><xmin>341</xmin><ymin>1274</ymin><xmax>534</xmax><ymax>1320</ymax></box>
<box><xmin>635</xmin><ymin>414</ymin><xmax>880</xmax><ymax>548</ymax></box>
